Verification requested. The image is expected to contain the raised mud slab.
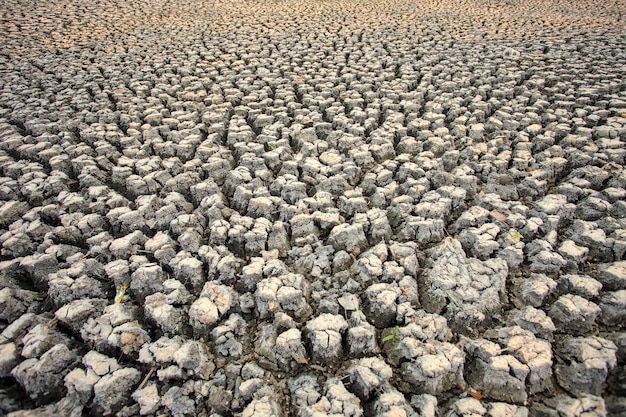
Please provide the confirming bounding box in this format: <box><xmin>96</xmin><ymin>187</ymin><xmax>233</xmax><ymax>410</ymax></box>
<box><xmin>0</xmin><ymin>0</ymin><xmax>625</xmax><ymax>415</ymax></box>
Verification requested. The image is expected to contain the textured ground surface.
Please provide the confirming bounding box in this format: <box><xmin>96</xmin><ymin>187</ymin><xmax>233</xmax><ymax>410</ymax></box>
<box><xmin>1</xmin><ymin>0</ymin><xmax>626</xmax><ymax>416</ymax></box>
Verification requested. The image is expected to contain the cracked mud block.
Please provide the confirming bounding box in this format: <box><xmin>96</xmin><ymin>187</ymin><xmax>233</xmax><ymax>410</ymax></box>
<box><xmin>533</xmin><ymin>394</ymin><xmax>607</xmax><ymax>417</ymax></box>
<box><xmin>130</xmin><ymin>263</ymin><xmax>168</xmax><ymax>303</ymax></box>
<box><xmin>161</xmin><ymin>385</ymin><xmax>197</xmax><ymax>417</ymax></box>
<box><xmin>144</xmin><ymin>292</ymin><xmax>186</xmax><ymax>336</ymax></box>
<box><xmin>1</xmin><ymin>0</ymin><xmax>626</xmax><ymax>414</ymax></box>
<box><xmin>445</xmin><ymin>398</ymin><xmax>487</xmax><ymax>417</ymax></box>
<box><xmin>274</xmin><ymin>327</ymin><xmax>309</xmax><ymax>371</ymax></box>
<box><xmin>92</xmin><ymin>367</ymin><xmax>142</xmax><ymax>416</ymax></box>
<box><xmin>0</xmin><ymin>342</ymin><xmax>19</xmax><ymax>377</ymax></box>
<box><xmin>0</xmin><ymin>287</ymin><xmax>42</xmax><ymax>323</ymax></box>
<box><xmin>106</xmin><ymin>320</ymin><xmax>151</xmax><ymax>356</ymax></box>
<box><xmin>328</xmin><ymin>223</ymin><xmax>369</xmax><ymax>255</ymax></box>
<box><xmin>386</xmin><ymin>329</ymin><xmax>464</xmax><ymax>396</ymax></box>
<box><xmin>80</xmin><ymin>303</ymin><xmax>142</xmax><ymax>353</ymax></box>
<box><xmin>363</xmin><ymin>282</ymin><xmax>401</xmax><ymax>328</ymax></box>
<box><xmin>65</xmin><ymin>350</ymin><xmax>118</xmax><ymax>403</ymax></box>
<box><xmin>596</xmin><ymin>261</ymin><xmax>626</xmax><ymax>291</ymax></box>
<box><xmin>240</xmin><ymin>390</ymin><xmax>284</xmax><ymax>417</ymax></box>
<box><xmin>528</xmin><ymin>245</ymin><xmax>568</xmax><ymax>275</ymax></box>
<box><xmin>54</xmin><ymin>298</ymin><xmax>107</xmax><ymax>333</ymax></box>
<box><xmin>288</xmin><ymin>373</ymin><xmax>321</xmax><ymax>411</ymax></box>
<box><xmin>297</xmin><ymin>378</ymin><xmax>363</xmax><ymax>417</ymax></box>
<box><xmin>132</xmin><ymin>384</ymin><xmax>160</xmax><ymax>416</ymax></box>
<box><xmin>19</xmin><ymin>253</ymin><xmax>59</xmax><ymax>289</ymax></box>
<box><xmin>464</xmin><ymin>338</ymin><xmax>530</xmax><ymax>404</ymax></box>
<box><xmin>558</xmin><ymin>240</ymin><xmax>590</xmax><ymax>271</ymax></box>
<box><xmin>48</xmin><ymin>263</ymin><xmax>107</xmax><ymax>307</ymax></box>
<box><xmin>557</xmin><ymin>274</ymin><xmax>603</xmax><ymax>299</ymax></box>
<box><xmin>305</xmin><ymin>313</ymin><xmax>348</xmax><ymax>366</ymax></box>
<box><xmin>446</xmin><ymin>397</ymin><xmax>529</xmax><ymax>417</ymax></box>
<box><xmin>508</xmin><ymin>306</ymin><xmax>556</xmax><ymax>340</ymax></box>
<box><xmin>0</xmin><ymin>312</ymin><xmax>39</xmax><ymax>347</ymax></box>
<box><xmin>189</xmin><ymin>282</ymin><xmax>237</xmax><ymax>337</ymax></box>
<box><xmin>171</xmin><ymin>340</ymin><xmax>215</xmax><ymax>379</ymax></box>
<box><xmin>346</xmin><ymin>356</ymin><xmax>393</xmax><ymax>400</ymax></box>
<box><xmin>138</xmin><ymin>336</ymin><xmax>214</xmax><ymax>382</ymax></box>
<box><xmin>20</xmin><ymin>322</ymin><xmax>70</xmax><ymax>359</ymax></box>
<box><xmin>458</xmin><ymin>223</ymin><xmax>501</xmax><ymax>260</ymax></box>
<box><xmin>554</xmin><ymin>336</ymin><xmax>617</xmax><ymax>397</ymax></box>
<box><xmin>482</xmin><ymin>326</ymin><xmax>554</xmax><ymax>395</ymax></box>
<box><xmin>419</xmin><ymin>237</ymin><xmax>507</xmax><ymax>334</ymax></box>
<box><xmin>256</xmin><ymin>273</ymin><xmax>311</xmax><ymax>321</ymax></box>
<box><xmin>171</xmin><ymin>254</ymin><xmax>205</xmax><ymax>293</ymax></box>
<box><xmin>548</xmin><ymin>294</ymin><xmax>601</xmax><ymax>334</ymax></box>
<box><xmin>598</xmin><ymin>290</ymin><xmax>626</xmax><ymax>327</ymax></box>
<box><xmin>364</xmin><ymin>388</ymin><xmax>416</xmax><ymax>416</ymax></box>
<box><xmin>211</xmin><ymin>313</ymin><xmax>249</xmax><ymax>359</ymax></box>
<box><xmin>352</xmin><ymin>242</ymin><xmax>387</xmax><ymax>286</ymax></box>
<box><xmin>512</xmin><ymin>273</ymin><xmax>557</xmax><ymax>309</ymax></box>
<box><xmin>12</xmin><ymin>344</ymin><xmax>77</xmax><ymax>402</ymax></box>
<box><xmin>410</xmin><ymin>394</ymin><xmax>438</xmax><ymax>417</ymax></box>
<box><xmin>346</xmin><ymin>310</ymin><xmax>379</xmax><ymax>358</ymax></box>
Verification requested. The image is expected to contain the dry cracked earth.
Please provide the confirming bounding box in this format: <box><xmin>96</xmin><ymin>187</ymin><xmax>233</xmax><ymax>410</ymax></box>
<box><xmin>0</xmin><ymin>0</ymin><xmax>626</xmax><ymax>416</ymax></box>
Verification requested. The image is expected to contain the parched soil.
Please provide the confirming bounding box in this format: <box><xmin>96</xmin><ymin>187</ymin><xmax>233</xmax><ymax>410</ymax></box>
<box><xmin>0</xmin><ymin>0</ymin><xmax>625</xmax><ymax>416</ymax></box>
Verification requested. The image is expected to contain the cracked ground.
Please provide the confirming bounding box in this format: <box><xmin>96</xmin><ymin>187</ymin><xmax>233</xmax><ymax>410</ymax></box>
<box><xmin>0</xmin><ymin>0</ymin><xmax>625</xmax><ymax>416</ymax></box>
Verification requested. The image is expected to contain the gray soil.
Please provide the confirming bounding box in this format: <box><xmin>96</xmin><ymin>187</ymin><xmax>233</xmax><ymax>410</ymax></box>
<box><xmin>0</xmin><ymin>0</ymin><xmax>625</xmax><ymax>416</ymax></box>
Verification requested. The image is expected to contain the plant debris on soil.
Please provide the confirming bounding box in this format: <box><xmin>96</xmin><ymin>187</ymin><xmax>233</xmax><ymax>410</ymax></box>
<box><xmin>0</xmin><ymin>0</ymin><xmax>625</xmax><ymax>416</ymax></box>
